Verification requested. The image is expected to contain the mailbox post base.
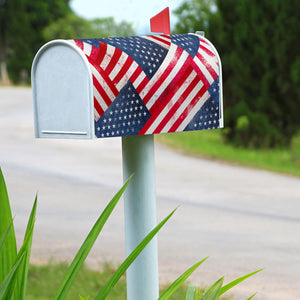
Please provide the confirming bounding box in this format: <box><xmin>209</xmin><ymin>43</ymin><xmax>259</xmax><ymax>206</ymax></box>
<box><xmin>122</xmin><ymin>134</ymin><xmax>159</xmax><ymax>300</ymax></box>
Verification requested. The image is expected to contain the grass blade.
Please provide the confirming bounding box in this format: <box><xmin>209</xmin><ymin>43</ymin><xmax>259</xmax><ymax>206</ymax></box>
<box><xmin>247</xmin><ymin>293</ymin><xmax>257</xmax><ymax>300</ymax></box>
<box><xmin>0</xmin><ymin>223</ymin><xmax>13</xmax><ymax>253</ymax></box>
<box><xmin>5</xmin><ymin>219</ymin><xmax>35</xmax><ymax>300</ymax></box>
<box><xmin>18</xmin><ymin>196</ymin><xmax>37</xmax><ymax>300</ymax></box>
<box><xmin>159</xmin><ymin>257</ymin><xmax>209</xmax><ymax>300</ymax></box>
<box><xmin>199</xmin><ymin>277</ymin><xmax>223</xmax><ymax>300</ymax></box>
<box><xmin>54</xmin><ymin>176</ymin><xmax>132</xmax><ymax>300</ymax></box>
<box><xmin>218</xmin><ymin>269</ymin><xmax>263</xmax><ymax>296</ymax></box>
<box><xmin>0</xmin><ymin>168</ymin><xmax>17</xmax><ymax>288</ymax></box>
<box><xmin>95</xmin><ymin>208</ymin><xmax>177</xmax><ymax>300</ymax></box>
<box><xmin>185</xmin><ymin>285</ymin><xmax>197</xmax><ymax>300</ymax></box>
<box><xmin>0</xmin><ymin>254</ymin><xmax>24</xmax><ymax>300</ymax></box>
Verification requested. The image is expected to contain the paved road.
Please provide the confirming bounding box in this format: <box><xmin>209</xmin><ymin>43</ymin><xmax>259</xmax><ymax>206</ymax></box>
<box><xmin>1</xmin><ymin>87</ymin><xmax>300</xmax><ymax>299</ymax></box>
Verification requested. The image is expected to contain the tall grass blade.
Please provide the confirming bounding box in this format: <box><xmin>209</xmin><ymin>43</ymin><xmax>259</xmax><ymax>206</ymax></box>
<box><xmin>0</xmin><ymin>254</ymin><xmax>24</xmax><ymax>300</ymax></box>
<box><xmin>95</xmin><ymin>208</ymin><xmax>177</xmax><ymax>300</ymax></box>
<box><xmin>159</xmin><ymin>257</ymin><xmax>209</xmax><ymax>300</ymax></box>
<box><xmin>185</xmin><ymin>285</ymin><xmax>196</xmax><ymax>300</ymax></box>
<box><xmin>0</xmin><ymin>168</ymin><xmax>18</xmax><ymax>300</ymax></box>
<box><xmin>55</xmin><ymin>176</ymin><xmax>132</xmax><ymax>300</ymax></box>
<box><xmin>218</xmin><ymin>269</ymin><xmax>263</xmax><ymax>296</ymax></box>
<box><xmin>0</xmin><ymin>223</ymin><xmax>13</xmax><ymax>253</ymax></box>
<box><xmin>18</xmin><ymin>196</ymin><xmax>37</xmax><ymax>300</ymax></box>
<box><xmin>5</xmin><ymin>220</ymin><xmax>35</xmax><ymax>300</ymax></box>
<box><xmin>199</xmin><ymin>277</ymin><xmax>223</xmax><ymax>300</ymax></box>
<box><xmin>247</xmin><ymin>293</ymin><xmax>257</xmax><ymax>300</ymax></box>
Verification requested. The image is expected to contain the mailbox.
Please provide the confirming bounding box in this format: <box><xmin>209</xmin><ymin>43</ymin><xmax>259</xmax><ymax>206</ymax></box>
<box><xmin>32</xmin><ymin>33</ymin><xmax>223</xmax><ymax>139</ymax></box>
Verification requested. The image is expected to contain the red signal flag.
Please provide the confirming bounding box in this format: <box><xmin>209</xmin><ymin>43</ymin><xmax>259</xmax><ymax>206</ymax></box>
<box><xmin>150</xmin><ymin>7</ymin><xmax>171</xmax><ymax>34</ymax></box>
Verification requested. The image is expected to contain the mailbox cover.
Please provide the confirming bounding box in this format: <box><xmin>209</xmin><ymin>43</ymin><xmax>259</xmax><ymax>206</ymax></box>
<box><xmin>32</xmin><ymin>33</ymin><xmax>223</xmax><ymax>139</ymax></box>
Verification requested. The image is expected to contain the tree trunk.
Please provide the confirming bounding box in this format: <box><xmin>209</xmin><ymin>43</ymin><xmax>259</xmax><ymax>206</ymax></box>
<box><xmin>0</xmin><ymin>61</ymin><xmax>10</xmax><ymax>85</ymax></box>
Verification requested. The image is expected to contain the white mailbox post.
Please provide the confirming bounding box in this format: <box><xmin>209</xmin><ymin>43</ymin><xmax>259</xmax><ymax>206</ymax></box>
<box><xmin>32</xmin><ymin>31</ymin><xmax>223</xmax><ymax>300</ymax></box>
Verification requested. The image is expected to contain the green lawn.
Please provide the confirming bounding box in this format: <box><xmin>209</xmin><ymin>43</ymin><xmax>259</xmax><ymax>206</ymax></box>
<box><xmin>26</xmin><ymin>263</ymin><xmax>233</xmax><ymax>300</ymax></box>
<box><xmin>156</xmin><ymin>130</ymin><xmax>300</xmax><ymax>177</ymax></box>
<box><xmin>26</xmin><ymin>263</ymin><xmax>194</xmax><ymax>300</ymax></box>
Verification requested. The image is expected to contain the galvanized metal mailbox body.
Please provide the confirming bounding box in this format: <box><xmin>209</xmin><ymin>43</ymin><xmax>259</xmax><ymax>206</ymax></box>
<box><xmin>32</xmin><ymin>33</ymin><xmax>223</xmax><ymax>139</ymax></box>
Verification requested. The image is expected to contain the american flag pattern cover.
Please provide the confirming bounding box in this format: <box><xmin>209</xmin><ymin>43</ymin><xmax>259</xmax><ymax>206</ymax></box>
<box><xmin>70</xmin><ymin>34</ymin><xmax>221</xmax><ymax>138</ymax></box>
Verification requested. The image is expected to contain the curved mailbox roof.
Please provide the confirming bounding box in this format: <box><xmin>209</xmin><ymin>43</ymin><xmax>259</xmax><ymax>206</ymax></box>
<box><xmin>32</xmin><ymin>33</ymin><xmax>223</xmax><ymax>139</ymax></box>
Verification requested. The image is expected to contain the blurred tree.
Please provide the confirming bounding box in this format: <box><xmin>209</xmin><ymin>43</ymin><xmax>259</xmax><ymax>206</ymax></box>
<box><xmin>0</xmin><ymin>0</ymin><xmax>135</xmax><ymax>84</ymax></box>
<box><xmin>174</xmin><ymin>0</ymin><xmax>300</xmax><ymax>148</ymax></box>
<box><xmin>0</xmin><ymin>0</ymin><xmax>10</xmax><ymax>84</ymax></box>
<box><xmin>43</xmin><ymin>15</ymin><xmax>135</xmax><ymax>40</ymax></box>
<box><xmin>0</xmin><ymin>0</ymin><xmax>71</xmax><ymax>84</ymax></box>
<box><xmin>218</xmin><ymin>0</ymin><xmax>300</xmax><ymax>148</ymax></box>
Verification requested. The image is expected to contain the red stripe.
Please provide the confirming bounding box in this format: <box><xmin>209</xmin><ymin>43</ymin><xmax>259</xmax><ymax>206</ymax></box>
<box><xmin>148</xmin><ymin>35</ymin><xmax>171</xmax><ymax>46</ymax></box>
<box><xmin>196</xmin><ymin>52</ymin><xmax>218</xmax><ymax>80</ymax></box>
<box><xmin>88</xmin><ymin>45</ymin><xmax>100</xmax><ymax>61</ymax></box>
<box><xmin>138</xmin><ymin>64</ymin><xmax>194</xmax><ymax>135</ymax></box>
<box><xmin>93</xmin><ymin>75</ymin><xmax>113</xmax><ymax>108</ymax></box>
<box><xmin>135</xmin><ymin>76</ymin><xmax>149</xmax><ymax>94</ymax></box>
<box><xmin>149</xmin><ymin>56</ymin><xmax>193</xmax><ymax>114</ymax></box>
<box><xmin>142</xmin><ymin>47</ymin><xmax>184</xmax><ymax>106</ymax></box>
<box><xmin>169</xmin><ymin>84</ymin><xmax>207</xmax><ymax>132</ymax></box>
<box><xmin>105</xmin><ymin>48</ymin><xmax>122</xmax><ymax>75</ymax></box>
<box><xmin>112</xmin><ymin>56</ymin><xmax>134</xmax><ymax>85</ymax></box>
<box><xmin>153</xmin><ymin>70</ymin><xmax>200</xmax><ymax>133</ymax></box>
<box><xmin>191</xmin><ymin>60</ymin><xmax>211</xmax><ymax>89</ymax></box>
<box><xmin>87</xmin><ymin>57</ymin><xmax>119</xmax><ymax>96</ymax></box>
<box><xmin>199</xmin><ymin>44</ymin><xmax>215</xmax><ymax>58</ymax></box>
<box><xmin>74</xmin><ymin>40</ymin><xmax>84</xmax><ymax>50</ymax></box>
<box><xmin>95</xmin><ymin>42</ymin><xmax>107</xmax><ymax>65</ymax></box>
<box><xmin>130</xmin><ymin>66</ymin><xmax>143</xmax><ymax>83</ymax></box>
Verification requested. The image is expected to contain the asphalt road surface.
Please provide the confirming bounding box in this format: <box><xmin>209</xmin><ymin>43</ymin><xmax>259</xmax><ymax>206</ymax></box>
<box><xmin>1</xmin><ymin>87</ymin><xmax>300</xmax><ymax>299</ymax></box>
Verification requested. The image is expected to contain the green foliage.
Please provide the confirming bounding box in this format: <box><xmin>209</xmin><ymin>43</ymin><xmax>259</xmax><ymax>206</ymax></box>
<box><xmin>217</xmin><ymin>0</ymin><xmax>300</xmax><ymax>148</ymax></box>
<box><xmin>26</xmin><ymin>263</ymin><xmax>126</xmax><ymax>300</ymax></box>
<box><xmin>43</xmin><ymin>14</ymin><xmax>135</xmax><ymax>41</ymax></box>
<box><xmin>159</xmin><ymin>258</ymin><xmax>209</xmax><ymax>300</ymax></box>
<box><xmin>0</xmin><ymin>0</ymin><xmax>135</xmax><ymax>84</ymax></box>
<box><xmin>184</xmin><ymin>269</ymin><xmax>262</xmax><ymax>299</ymax></box>
<box><xmin>174</xmin><ymin>0</ymin><xmax>300</xmax><ymax>148</ymax></box>
<box><xmin>0</xmin><ymin>168</ymin><xmax>37</xmax><ymax>300</ymax></box>
<box><xmin>156</xmin><ymin>130</ymin><xmax>300</xmax><ymax>177</ymax></box>
<box><xmin>1</xmin><ymin>0</ymin><xmax>71</xmax><ymax>84</ymax></box>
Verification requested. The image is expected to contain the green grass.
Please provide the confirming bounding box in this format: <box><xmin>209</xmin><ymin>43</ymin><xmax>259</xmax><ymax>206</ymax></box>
<box><xmin>26</xmin><ymin>262</ymin><xmax>187</xmax><ymax>300</ymax></box>
<box><xmin>27</xmin><ymin>263</ymin><xmax>126</xmax><ymax>300</ymax></box>
<box><xmin>26</xmin><ymin>263</ymin><xmax>231</xmax><ymax>300</ymax></box>
<box><xmin>156</xmin><ymin>130</ymin><xmax>300</xmax><ymax>177</ymax></box>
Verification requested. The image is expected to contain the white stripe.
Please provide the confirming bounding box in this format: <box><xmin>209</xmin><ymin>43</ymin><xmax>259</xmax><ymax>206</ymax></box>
<box><xmin>94</xmin><ymin>106</ymin><xmax>101</xmax><ymax>121</ymax></box>
<box><xmin>100</xmin><ymin>44</ymin><xmax>115</xmax><ymax>70</ymax></box>
<box><xmin>139</xmin><ymin>44</ymin><xmax>178</xmax><ymax>99</ymax></box>
<box><xmin>142</xmin><ymin>35</ymin><xmax>171</xmax><ymax>49</ymax></box>
<box><xmin>176</xmin><ymin>90</ymin><xmax>210</xmax><ymax>132</ymax></box>
<box><xmin>83</xmin><ymin>43</ymin><xmax>92</xmax><ymax>56</ymax></box>
<box><xmin>132</xmin><ymin>71</ymin><xmax>147</xmax><ymax>89</ymax></box>
<box><xmin>198</xmin><ymin>48</ymin><xmax>219</xmax><ymax>75</ymax></box>
<box><xmin>109</xmin><ymin>51</ymin><xmax>129</xmax><ymax>80</ymax></box>
<box><xmin>93</xmin><ymin>86</ymin><xmax>108</xmax><ymax>112</ymax></box>
<box><xmin>90</xmin><ymin>64</ymin><xmax>116</xmax><ymax>101</ymax></box>
<box><xmin>145</xmin><ymin>49</ymin><xmax>190</xmax><ymax>110</ymax></box>
<box><xmin>116</xmin><ymin>61</ymin><xmax>139</xmax><ymax>90</ymax></box>
<box><xmin>161</xmin><ymin>78</ymin><xmax>204</xmax><ymax>133</ymax></box>
<box><xmin>145</xmin><ymin>70</ymin><xmax>197</xmax><ymax>134</ymax></box>
<box><xmin>200</xmin><ymin>41</ymin><xmax>215</xmax><ymax>56</ymax></box>
<box><xmin>194</xmin><ymin>55</ymin><xmax>214</xmax><ymax>84</ymax></box>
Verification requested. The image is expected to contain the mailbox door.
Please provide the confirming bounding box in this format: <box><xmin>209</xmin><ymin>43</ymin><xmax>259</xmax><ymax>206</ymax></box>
<box><xmin>32</xmin><ymin>40</ymin><xmax>94</xmax><ymax>139</ymax></box>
